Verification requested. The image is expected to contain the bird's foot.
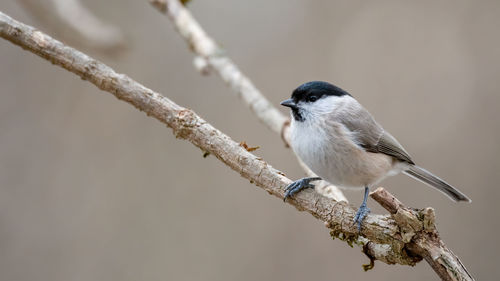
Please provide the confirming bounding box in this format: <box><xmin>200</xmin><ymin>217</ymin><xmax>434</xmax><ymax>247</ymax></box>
<box><xmin>283</xmin><ymin>177</ymin><xmax>321</xmax><ymax>202</ymax></box>
<box><xmin>353</xmin><ymin>203</ymin><xmax>371</xmax><ymax>231</ymax></box>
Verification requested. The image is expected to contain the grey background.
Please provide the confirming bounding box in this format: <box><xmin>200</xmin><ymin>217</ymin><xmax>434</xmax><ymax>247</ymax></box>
<box><xmin>1</xmin><ymin>0</ymin><xmax>499</xmax><ymax>280</ymax></box>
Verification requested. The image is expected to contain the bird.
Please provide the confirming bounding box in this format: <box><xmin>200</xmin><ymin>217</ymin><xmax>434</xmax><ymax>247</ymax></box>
<box><xmin>280</xmin><ymin>81</ymin><xmax>471</xmax><ymax>230</ymax></box>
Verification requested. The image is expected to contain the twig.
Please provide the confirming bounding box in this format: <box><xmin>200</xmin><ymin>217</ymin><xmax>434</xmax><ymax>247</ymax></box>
<box><xmin>149</xmin><ymin>0</ymin><xmax>347</xmax><ymax>202</ymax></box>
<box><xmin>0</xmin><ymin>11</ymin><xmax>473</xmax><ymax>280</ymax></box>
<box><xmin>17</xmin><ymin>0</ymin><xmax>124</xmax><ymax>50</ymax></box>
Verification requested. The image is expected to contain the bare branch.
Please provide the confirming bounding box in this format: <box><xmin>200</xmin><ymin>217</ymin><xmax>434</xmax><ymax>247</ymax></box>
<box><xmin>0</xmin><ymin>11</ymin><xmax>473</xmax><ymax>280</ymax></box>
<box><xmin>370</xmin><ymin>188</ymin><xmax>474</xmax><ymax>281</ymax></box>
<box><xmin>149</xmin><ymin>0</ymin><xmax>347</xmax><ymax>202</ymax></box>
<box><xmin>17</xmin><ymin>0</ymin><xmax>124</xmax><ymax>50</ymax></box>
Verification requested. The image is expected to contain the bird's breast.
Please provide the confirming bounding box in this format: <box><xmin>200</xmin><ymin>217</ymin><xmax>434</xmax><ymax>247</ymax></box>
<box><xmin>290</xmin><ymin>120</ymin><xmax>395</xmax><ymax>188</ymax></box>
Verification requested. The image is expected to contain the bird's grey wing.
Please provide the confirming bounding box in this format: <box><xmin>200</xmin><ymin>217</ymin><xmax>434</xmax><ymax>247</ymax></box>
<box><xmin>336</xmin><ymin>106</ymin><xmax>414</xmax><ymax>164</ymax></box>
<box><xmin>372</xmin><ymin>131</ymin><xmax>414</xmax><ymax>164</ymax></box>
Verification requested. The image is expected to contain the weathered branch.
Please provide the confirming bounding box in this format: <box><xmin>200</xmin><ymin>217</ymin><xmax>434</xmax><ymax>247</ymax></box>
<box><xmin>149</xmin><ymin>0</ymin><xmax>347</xmax><ymax>202</ymax></box>
<box><xmin>17</xmin><ymin>0</ymin><xmax>124</xmax><ymax>50</ymax></box>
<box><xmin>0</xmin><ymin>11</ymin><xmax>473</xmax><ymax>281</ymax></box>
<box><xmin>370</xmin><ymin>188</ymin><xmax>474</xmax><ymax>281</ymax></box>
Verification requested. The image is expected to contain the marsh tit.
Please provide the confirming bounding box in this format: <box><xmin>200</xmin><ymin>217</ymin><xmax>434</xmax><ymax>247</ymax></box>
<box><xmin>280</xmin><ymin>81</ymin><xmax>470</xmax><ymax>230</ymax></box>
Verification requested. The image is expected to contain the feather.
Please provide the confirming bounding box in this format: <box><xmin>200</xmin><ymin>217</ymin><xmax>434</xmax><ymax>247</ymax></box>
<box><xmin>404</xmin><ymin>165</ymin><xmax>471</xmax><ymax>202</ymax></box>
<box><xmin>332</xmin><ymin>97</ymin><xmax>414</xmax><ymax>164</ymax></box>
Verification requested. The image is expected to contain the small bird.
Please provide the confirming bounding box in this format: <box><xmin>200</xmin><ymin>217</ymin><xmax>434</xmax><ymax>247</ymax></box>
<box><xmin>280</xmin><ymin>81</ymin><xmax>471</xmax><ymax>230</ymax></box>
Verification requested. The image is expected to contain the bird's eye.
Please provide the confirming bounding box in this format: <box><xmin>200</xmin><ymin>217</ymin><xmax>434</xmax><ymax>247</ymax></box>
<box><xmin>307</xmin><ymin>95</ymin><xmax>318</xmax><ymax>102</ymax></box>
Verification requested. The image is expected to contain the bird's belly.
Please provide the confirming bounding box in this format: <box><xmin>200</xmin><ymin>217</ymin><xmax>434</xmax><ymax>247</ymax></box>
<box><xmin>315</xmin><ymin>151</ymin><xmax>394</xmax><ymax>188</ymax></box>
<box><xmin>291</xmin><ymin>129</ymin><xmax>395</xmax><ymax>188</ymax></box>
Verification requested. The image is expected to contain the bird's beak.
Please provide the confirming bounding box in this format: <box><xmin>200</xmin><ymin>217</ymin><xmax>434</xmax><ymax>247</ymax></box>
<box><xmin>280</xmin><ymin>99</ymin><xmax>298</xmax><ymax>109</ymax></box>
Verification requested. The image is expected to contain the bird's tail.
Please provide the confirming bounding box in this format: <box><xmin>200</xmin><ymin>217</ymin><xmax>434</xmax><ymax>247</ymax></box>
<box><xmin>403</xmin><ymin>165</ymin><xmax>471</xmax><ymax>202</ymax></box>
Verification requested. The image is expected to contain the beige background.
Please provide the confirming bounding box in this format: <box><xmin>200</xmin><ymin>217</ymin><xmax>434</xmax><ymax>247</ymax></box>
<box><xmin>1</xmin><ymin>0</ymin><xmax>499</xmax><ymax>280</ymax></box>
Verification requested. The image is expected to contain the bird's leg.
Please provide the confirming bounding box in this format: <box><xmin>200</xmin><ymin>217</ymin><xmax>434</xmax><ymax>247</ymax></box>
<box><xmin>283</xmin><ymin>177</ymin><xmax>322</xmax><ymax>202</ymax></box>
<box><xmin>353</xmin><ymin>186</ymin><xmax>371</xmax><ymax>231</ymax></box>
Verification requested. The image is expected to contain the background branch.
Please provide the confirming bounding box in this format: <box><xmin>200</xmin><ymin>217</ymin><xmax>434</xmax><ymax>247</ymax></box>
<box><xmin>17</xmin><ymin>0</ymin><xmax>124</xmax><ymax>51</ymax></box>
<box><xmin>0</xmin><ymin>10</ymin><xmax>473</xmax><ymax>281</ymax></box>
<box><xmin>150</xmin><ymin>0</ymin><xmax>347</xmax><ymax>202</ymax></box>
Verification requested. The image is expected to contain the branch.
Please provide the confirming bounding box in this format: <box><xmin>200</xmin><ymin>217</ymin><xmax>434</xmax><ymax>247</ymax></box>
<box><xmin>0</xmin><ymin>11</ymin><xmax>473</xmax><ymax>281</ymax></box>
<box><xmin>149</xmin><ymin>0</ymin><xmax>347</xmax><ymax>202</ymax></box>
<box><xmin>370</xmin><ymin>188</ymin><xmax>474</xmax><ymax>281</ymax></box>
<box><xmin>17</xmin><ymin>0</ymin><xmax>124</xmax><ymax>51</ymax></box>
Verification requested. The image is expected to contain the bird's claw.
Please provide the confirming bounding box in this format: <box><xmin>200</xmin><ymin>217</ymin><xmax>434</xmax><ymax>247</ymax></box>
<box><xmin>353</xmin><ymin>203</ymin><xmax>371</xmax><ymax>231</ymax></box>
<box><xmin>283</xmin><ymin>177</ymin><xmax>321</xmax><ymax>202</ymax></box>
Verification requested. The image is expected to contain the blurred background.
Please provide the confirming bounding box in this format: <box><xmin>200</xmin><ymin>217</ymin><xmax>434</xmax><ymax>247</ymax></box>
<box><xmin>1</xmin><ymin>0</ymin><xmax>499</xmax><ymax>280</ymax></box>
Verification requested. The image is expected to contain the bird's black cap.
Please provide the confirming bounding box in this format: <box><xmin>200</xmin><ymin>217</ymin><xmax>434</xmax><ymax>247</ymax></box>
<box><xmin>291</xmin><ymin>81</ymin><xmax>351</xmax><ymax>103</ymax></box>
